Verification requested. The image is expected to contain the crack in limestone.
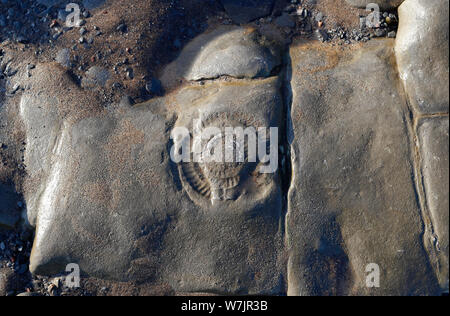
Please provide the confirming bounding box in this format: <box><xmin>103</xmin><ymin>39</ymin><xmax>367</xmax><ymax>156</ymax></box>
<box><xmin>395</xmin><ymin>71</ymin><xmax>444</xmax><ymax>287</ymax></box>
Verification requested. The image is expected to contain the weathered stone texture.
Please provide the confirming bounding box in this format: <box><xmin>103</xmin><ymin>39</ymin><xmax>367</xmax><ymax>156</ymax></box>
<box><xmin>396</xmin><ymin>0</ymin><xmax>449</xmax><ymax>114</ymax></box>
<box><xmin>418</xmin><ymin>117</ymin><xmax>449</xmax><ymax>292</ymax></box>
<box><xmin>22</xmin><ymin>57</ymin><xmax>285</xmax><ymax>295</ymax></box>
<box><xmin>161</xmin><ymin>26</ymin><xmax>281</xmax><ymax>87</ymax></box>
<box><xmin>345</xmin><ymin>0</ymin><xmax>405</xmax><ymax>10</ymax></box>
<box><xmin>287</xmin><ymin>40</ymin><xmax>440</xmax><ymax>296</ymax></box>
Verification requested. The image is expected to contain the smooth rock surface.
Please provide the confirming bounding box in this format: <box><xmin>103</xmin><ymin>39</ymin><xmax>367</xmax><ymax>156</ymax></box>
<box><xmin>395</xmin><ymin>0</ymin><xmax>449</xmax><ymax>114</ymax></box>
<box><xmin>287</xmin><ymin>40</ymin><xmax>439</xmax><ymax>296</ymax></box>
<box><xmin>219</xmin><ymin>0</ymin><xmax>274</xmax><ymax>24</ymax></box>
<box><xmin>345</xmin><ymin>0</ymin><xmax>405</xmax><ymax>9</ymax></box>
<box><xmin>161</xmin><ymin>26</ymin><xmax>281</xmax><ymax>87</ymax></box>
<box><xmin>22</xmin><ymin>64</ymin><xmax>285</xmax><ymax>295</ymax></box>
<box><xmin>418</xmin><ymin>117</ymin><xmax>449</xmax><ymax>292</ymax></box>
<box><xmin>20</xmin><ymin>63</ymin><xmax>102</xmax><ymax>227</ymax></box>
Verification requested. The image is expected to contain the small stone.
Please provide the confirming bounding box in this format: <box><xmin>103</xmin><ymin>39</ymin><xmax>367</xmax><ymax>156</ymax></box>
<box><xmin>56</xmin><ymin>48</ymin><xmax>71</xmax><ymax>68</ymax></box>
<box><xmin>76</xmin><ymin>19</ymin><xmax>86</xmax><ymax>27</ymax></box>
<box><xmin>315</xmin><ymin>12</ymin><xmax>324</xmax><ymax>22</ymax></box>
<box><xmin>11</xmin><ymin>83</ymin><xmax>20</xmax><ymax>94</ymax></box>
<box><xmin>315</xmin><ymin>29</ymin><xmax>329</xmax><ymax>42</ymax></box>
<box><xmin>116</xmin><ymin>23</ymin><xmax>127</xmax><ymax>33</ymax></box>
<box><xmin>387</xmin><ymin>31</ymin><xmax>396</xmax><ymax>38</ymax></box>
<box><xmin>374</xmin><ymin>28</ymin><xmax>387</xmax><ymax>37</ymax></box>
<box><xmin>80</xmin><ymin>27</ymin><xmax>87</xmax><ymax>35</ymax></box>
<box><xmin>126</xmin><ymin>67</ymin><xmax>134</xmax><ymax>79</ymax></box>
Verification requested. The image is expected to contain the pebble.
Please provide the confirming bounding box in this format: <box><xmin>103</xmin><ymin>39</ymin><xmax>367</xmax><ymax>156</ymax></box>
<box><xmin>56</xmin><ymin>48</ymin><xmax>71</xmax><ymax>68</ymax></box>
<box><xmin>116</xmin><ymin>23</ymin><xmax>127</xmax><ymax>33</ymax></box>
<box><xmin>10</xmin><ymin>83</ymin><xmax>20</xmax><ymax>94</ymax></box>
<box><xmin>126</xmin><ymin>67</ymin><xmax>134</xmax><ymax>80</ymax></box>
<box><xmin>53</xmin><ymin>31</ymin><xmax>62</xmax><ymax>40</ymax></box>
<box><xmin>76</xmin><ymin>19</ymin><xmax>86</xmax><ymax>27</ymax></box>
<box><xmin>374</xmin><ymin>28</ymin><xmax>387</xmax><ymax>37</ymax></box>
<box><xmin>387</xmin><ymin>31</ymin><xmax>396</xmax><ymax>38</ymax></box>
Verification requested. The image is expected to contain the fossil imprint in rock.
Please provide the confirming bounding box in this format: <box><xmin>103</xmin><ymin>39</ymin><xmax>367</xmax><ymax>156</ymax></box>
<box><xmin>174</xmin><ymin>110</ymin><xmax>278</xmax><ymax>207</ymax></box>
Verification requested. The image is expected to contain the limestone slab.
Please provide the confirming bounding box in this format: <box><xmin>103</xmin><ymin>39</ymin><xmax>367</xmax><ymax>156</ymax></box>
<box><xmin>418</xmin><ymin>117</ymin><xmax>449</xmax><ymax>292</ymax></box>
<box><xmin>161</xmin><ymin>26</ymin><xmax>281</xmax><ymax>88</ymax></box>
<box><xmin>22</xmin><ymin>64</ymin><xmax>285</xmax><ymax>295</ymax></box>
<box><xmin>287</xmin><ymin>40</ymin><xmax>440</xmax><ymax>296</ymax></box>
<box><xmin>395</xmin><ymin>0</ymin><xmax>449</xmax><ymax>114</ymax></box>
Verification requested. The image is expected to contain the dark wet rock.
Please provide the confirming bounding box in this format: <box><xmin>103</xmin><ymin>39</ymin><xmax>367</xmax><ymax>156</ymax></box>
<box><xmin>418</xmin><ymin>117</ymin><xmax>449</xmax><ymax>293</ymax></box>
<box><xmin>219</xmin><ymin>0</ymin><xmax>274</xmax><ymax>24</ymax></box>
<box><xmin>162</xmin><ymin>26</ymin><xmax>281</xmax><ymax>86</ymax></box>
<box><xmin>287</xmin><ymin>40</ymin><xmax>440</xmax><ymax>296</ymax></box>
<box><xmin>395</xmin><ymin>0</ymin><xmax>449</xmax><ymax>114</ymax></box>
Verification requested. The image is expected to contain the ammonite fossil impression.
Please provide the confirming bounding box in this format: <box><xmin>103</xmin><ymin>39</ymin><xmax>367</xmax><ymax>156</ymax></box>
<box><xmin>176</xmin><ymin>111</ymin><xmax>275</xmax><ymax>207</ymax></box>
